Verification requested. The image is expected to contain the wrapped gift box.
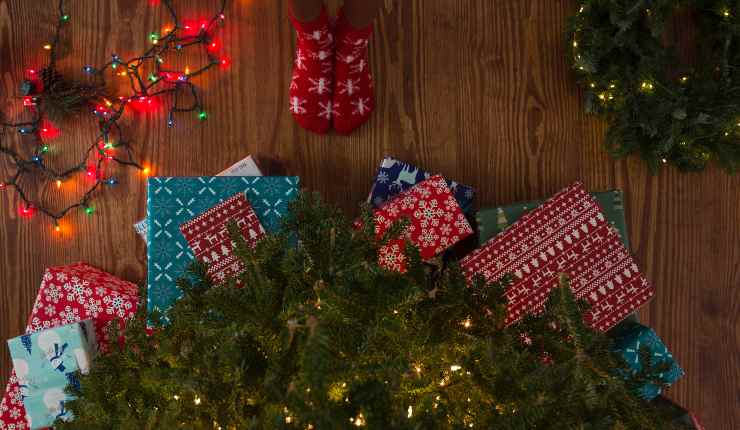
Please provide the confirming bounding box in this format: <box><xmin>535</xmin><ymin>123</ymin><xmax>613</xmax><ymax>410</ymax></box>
<box><xmin>371</xmin><ymin>175</ymin><xmax>474</xmax><ymax>272</ymax></box>
<box><xmin>368</xmin><ymin>157</ymin><xmax>475</xmax><ymax>214</ymax></box>
<box><xmin>612</xmin><ymin>323</ymin><xmax>684</xmax><ymax>400</ymax></box>
<box><xmin>7</xmin><ymin>321</ymin><xmax>96</xmax><ymax>429</ymax></box>
<box><xmin>460</xmin><ymin>182</ymin><xmax>655</xmax><ymax>332</ymax></box>
<box><xmin>134</xmin><ymin>155</ymin><xmax>263</xmax><ymax>240</ymax></box>
<box><xmin>1</xmin><ymin>263</ymin><xmax>138</xmax><ymax>429</ymax></box>
<box><xmin>476</xmin><ymin>190</ymin><xmax>629</xmax><ymax>247</ymax></box>
<box><xmin>179</xmin><ymin>193</ymin><xmax>266</xmax><ymax>286</ymax></box>
<box><xmin>146</xmin><ymin>176</ymin><xmax>299</xmax><ymax>324</ymax></box>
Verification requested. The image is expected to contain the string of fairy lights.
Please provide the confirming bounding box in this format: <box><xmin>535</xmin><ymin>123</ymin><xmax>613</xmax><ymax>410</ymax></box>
<box><xmin>0</xmin><ymin>0</ymin><xmax>230</xmax><ymax>233</ymax></box>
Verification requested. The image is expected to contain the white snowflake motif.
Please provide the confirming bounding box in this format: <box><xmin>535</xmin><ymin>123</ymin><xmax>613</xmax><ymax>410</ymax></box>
<box><xmin>352</xmin><ymin>98</ymin><xmax>371</xmax><ymax>116</ymax></box>
<box><xmin>44</xmin><ymin>284</ymin><xmax>62</xmax><ymax>304</ymax></box>
<box><xmin>379</xmin><ymin>243</ymin><xmax>406</xmax><ymax>272</ymax></box>
<box><xmin>338</xmin><ymin>78</ymin><xmax>360</xmax><ymax>96</ymax></box>
<box><xmin>290</xmin><ymin>73</ymin><xmax>299</xmax><ymax>90</ymax></box>
<box><xmin>95</xmin><ymin>286</ymin><xmax>107</xmax><ymax>296</ymax></box>
<box><xmin>308</xmin><ymin>77</ymin><xmax>330</xmax><ymax>95</ymax></box>
<box><xmin>439</xmin><ymin>223</ymin><xmax>453</xmax><ymax>237</ymax></box>
<box><xmin>9</xmin><ymin>408</ymin><xmax>20</xmax><ymax>420</ymax></box>
<box><xmin>43</xmin><ymin>271</ymin><xmax>53</xmax><ymax>282</ymax></box>
<box><xmin>318</xmin><ymin>101</ymin><xmax>338</xmax><ymax>119</ymax></box>
<box><xmin>339</xmin><ymin>53</ymin><xmax>356</xmax><ymax>64</ymax></box>
<box><xmin>60</xmin><ymin>305</ymin><xmax>80</xmax><ymax>324</ymax></box>
<box><xmin>84</xmin><ymin>298</ymin><xmax>103</xmax><ymax>318</ymax></box>
<box><xmin>454</xmin><ymin>215</ymin><xmax>472</xmax><ymax>234</ymax></box>
<box><xmin>289</xmin><ymin>97</ymin><xmax>307</xmax><ymax>115</ymax></box>
<box><xmin>400</xmin><ymin>195</ymin><xmax>417</xmax><ymax>210</ymax></box>
<box><xmin>43</xmin><ymin>304</ymin><xmax>56</xmax><ymax>316</ymax></box>
<box><xmin>414</xmin><ymin>200</ymin><xmax>444</xmax><ymax>229</ymax></box>
<box><xmin>311</xmin><ymin>49</ymin><xmax>331</xmax><ymax>62</ymax></box>
<box><xmin>350</xmin><ymin>59</ymin><xmax>367</xmax><ymax>74</ymax></box>
<box><xmin>55</xmin><ymin>272</ymin><xmax>68</xmax><ymax>282</ymax></box>
<box><xmin>420</xmin><ymin>229</ymin><xmax>440</xmax><ymax>248</ymax></box>
<box><xmin>64</xmin><ymin>279</ymin><xmax>92</xmax><ymax>305</ymax></box>
<box><xmin>294</xmin><ymin>50</ymin><xmax>307</xmax><ymax>71</ymax></box>
<box><xmin>444</xmin><ymin>195</ymin><xmax>459</xmax><ymax>212</ymax></box>
<box><xmin>377</xmin><ymin>171</ymin><xmax>390</xmax><ymax>184</ymax></box>
<box><xmin>104</xmin><ymin>295</ymin><xmax>132</xmax><ymax>317</ymax></box>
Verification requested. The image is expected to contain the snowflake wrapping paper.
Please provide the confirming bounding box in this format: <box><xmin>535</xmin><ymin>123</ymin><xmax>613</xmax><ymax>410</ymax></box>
<box><xmin>134</xmin><ymin>154</ymin><xmax>263</xmax><ymax>240</ymax></box>
<box><xmin>373</xmin><ymin>175</ymin><xmax>474</xmax><ymax>272</ymax></box>
<box><xmin>146</xmin><ymin>176</ymin><xmax>299</xmax><ymax>325</ymax></box>
<box><xmin>460</xmin><ymin>182</ymin><xmax>655</xmax><ymax>332</ymax></box>
<box><xmin>7</xmin><ymin>321</ymin><xmax>96</xmax><ymax>429</ymax></box>
<box><xmin>476</xmin><ymin>190</ymin><xmax>630</xmax><ymax>248</ymax></box>
<box><xmin>1</xmin><ymin>263</ymin><xmax>138</xmax><ymax>430</ymax></box>
<box><xmin>180</xmin><ymin>193</ymin><xmax>266</xmax><ymax>286</ymax></box>
<box><xmin>611</xmin><ymin>323</ymin><xmax>684</xmax><ymax>400</ymax></box>
<box><xmin>368</xmin><ymin>157</ymin><xmax>475</xmax><ymax>214</ymax></box>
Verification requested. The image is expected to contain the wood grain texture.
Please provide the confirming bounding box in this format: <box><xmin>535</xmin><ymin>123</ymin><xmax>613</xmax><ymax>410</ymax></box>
<box><xmin>0</xmin><ymin>0</ymin><xmax>738</xmax><ymax>427</ymax></box>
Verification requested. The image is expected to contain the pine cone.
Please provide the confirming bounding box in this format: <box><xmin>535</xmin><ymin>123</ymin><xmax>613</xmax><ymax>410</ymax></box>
<box><xmin>40</xmin><ymin>67</ymin><xmax>66</xmax><ymax>93</ymax></box>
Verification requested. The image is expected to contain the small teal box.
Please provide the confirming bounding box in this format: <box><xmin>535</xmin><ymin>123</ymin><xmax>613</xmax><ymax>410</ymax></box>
<box><xmin>611</xmin><ymin>323</ymin><xmax>684</xmax><ymax>400</ymax></box>
<box><xmin>7</xmin><ymin>320</ymin><xmax>96</xmax><ymax>429</ymax></box>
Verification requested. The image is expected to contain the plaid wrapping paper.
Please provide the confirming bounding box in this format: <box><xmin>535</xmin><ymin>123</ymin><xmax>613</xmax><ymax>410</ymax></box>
<box><xmin>368</xmin><ymin>157</ymin><xmax>475</xmax><ymax>214</ymax></box>
<box><xmin>372</xmin><ymin>175</ymin><xmax>474</xmax><ymax>272</ymax></box>
<box><xmin>146</xmin><ymin>176</ymin><xmax>299</xmax><ymax>324</ymax></box>
<box><xmin>1</xmin><ymin>263</ymin><xmax>138</xmax><ymax>430</ymax></box>
<box><xmin>460</xmin><ymin>182</ymin><xmax>655</xmax><ymax>332</ymax></box>
<box><xmin>180</xmin><ymin>193</ymin><xmax>266</xmax><ymax>286</ymax></box>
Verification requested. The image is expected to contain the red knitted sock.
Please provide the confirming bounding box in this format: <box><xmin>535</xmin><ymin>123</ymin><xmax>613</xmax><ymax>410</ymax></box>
<box><xmin>288</xmin><ymin>6</ymin><xmax>334</xmax><ymax>135</ymax></box>
<box><xmin>332</xmin><ymin>10</ymin><xmax>375</xmax><ymax>135</ymax></box>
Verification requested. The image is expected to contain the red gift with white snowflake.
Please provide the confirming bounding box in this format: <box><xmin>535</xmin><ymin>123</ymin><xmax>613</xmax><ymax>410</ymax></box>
<box><xmin>460</xmin><ymin>182</ymin><xmax>655</xmax><ymax>332</ymax></box>
<box><xmin>372</xmin><ymin>175</ymin><xmax>473</xmax><ymax>272</ymax></box>
<box><xmin>179</xmin><ymin>193</ymin><xmax>266</xmax><ymax>287</ymax></box>
<box><xmin>0</xmin><ymin>262</ymin><xmax>138</xmax><ymax>429</ymax></box>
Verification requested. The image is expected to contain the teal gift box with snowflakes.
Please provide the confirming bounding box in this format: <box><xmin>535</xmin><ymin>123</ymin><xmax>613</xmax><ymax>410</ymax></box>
<box><xmin>7</xmin><ymin>320</ymin><xmax>96</xmax><ymax>429</ymax></box>
<box><xmin>146</xmin><ymin>176</ymin><xmax>300</xmax><ymax>325</ymax></box>
<box><xmin>611</xmin><ymin>323</ymin><xmax>684</xmax><ymax>400</ymax></box>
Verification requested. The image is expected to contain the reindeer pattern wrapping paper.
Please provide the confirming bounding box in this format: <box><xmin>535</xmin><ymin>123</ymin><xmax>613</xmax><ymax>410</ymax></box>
<box><xmin>460</xmin><ymin>182</ymin><xmax>655</xmax><ymax>332</ymax></box>
<box><xmin>179</xmin><ymin>193</ymin><xmax>266</xmax><ymax>286</ymax></box>
<box><xmin>368</xmin><ymin>157</ymin><xmax>476</xmax><ymax>214</ymax></box>
<box><xmin>7</xmin><ymin>321</ymin><xmax>96</xmax><ymax>429</ymax></box>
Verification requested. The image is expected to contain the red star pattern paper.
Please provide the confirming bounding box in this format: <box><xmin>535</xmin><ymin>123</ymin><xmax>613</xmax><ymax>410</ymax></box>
<box><xmin>179</xmin><ymin>193</ymin><xmax>265</xmax><ymax>286</ymax></box>
<box><xmin>373</xmin><ymin>175</ymin><xmax>473</xmax><ymax>272</ymax></box>
<box><xmin>0</xmin><ymin>263</ymin><xmax>138</xmax><ymax>430</ymax></box>
<box><xmin>460</xmin><ymin>182</ymin><xmax>655</xmax><ymax>332</ymax></box>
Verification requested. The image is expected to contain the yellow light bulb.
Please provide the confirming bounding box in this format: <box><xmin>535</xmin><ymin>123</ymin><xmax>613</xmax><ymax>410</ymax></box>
<box><xmin>43</xmin><ymin>44</ymin><xmax>52</xmax><ymax>50</ymax></box>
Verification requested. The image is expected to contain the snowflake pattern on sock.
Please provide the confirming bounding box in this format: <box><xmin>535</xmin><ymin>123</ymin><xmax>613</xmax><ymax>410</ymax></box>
<box><xmin>333</xmin><ymin>12</ymin><xmax>375</xmax><ymax>134</ymax></box>
<box><xmin>289</xmin><ymin>7</ymin><xmax>334</xmax><ymax>134</ymax></box>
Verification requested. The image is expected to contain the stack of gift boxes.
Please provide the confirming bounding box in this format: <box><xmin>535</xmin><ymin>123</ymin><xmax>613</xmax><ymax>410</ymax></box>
<box><xmin>1</xmin><ymin>263</ymin><xmax>139</xmax><ymax>429</ymax></box>
<box><xmin>1</xmin><ymin>155</ymin><xmax>700</xmax><ymax>428</ymax></box>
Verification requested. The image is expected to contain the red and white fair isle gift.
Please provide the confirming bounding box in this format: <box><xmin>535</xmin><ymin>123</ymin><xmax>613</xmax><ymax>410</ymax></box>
<box><xmin>460</xmin><ymin>182</ymin><xmax>655</xmax><ymax>332</ymax></box>
<box><xmin>179</xmin><ymin>193</ymin><xmax>266</xmax><ymax>286</ymax></box>
<box><xmin>0</xmin><ymin>263</ymin><xmax>138</xmax><ymax>429</ymax></box>
<box><xmin>373</xmin><ymin>175</ymin><xmax>473</xmax><ymax>272</ymax></box>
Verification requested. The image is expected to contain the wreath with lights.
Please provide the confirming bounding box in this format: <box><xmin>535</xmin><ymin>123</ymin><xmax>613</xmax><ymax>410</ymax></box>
<box><xmin>568</xmin><ymin>0</ymin><xmax>740</xmax><ymax>173</ymax></box>
<box><xmin>0</xmin><ymin>0</ymin><xmax>230</xmax><ymax>233</ymax></box>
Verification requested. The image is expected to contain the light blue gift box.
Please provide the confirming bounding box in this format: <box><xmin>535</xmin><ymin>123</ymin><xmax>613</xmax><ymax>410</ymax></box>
<box><xmin>146</xmin><ymin>176</ymin><xmax>300</xmax><ymax>326</ymax></box>
<box><xmin>7</xmin><ymin>320</ymin><xmax>96</xmax><ymax>429</ymax></box>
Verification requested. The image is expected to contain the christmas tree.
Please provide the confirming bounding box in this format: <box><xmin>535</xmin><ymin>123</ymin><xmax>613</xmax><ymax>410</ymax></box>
<box><xmin>57</xmin><ymin>193</ymin><xmax>684</xmax><ymax>429</ymax></box>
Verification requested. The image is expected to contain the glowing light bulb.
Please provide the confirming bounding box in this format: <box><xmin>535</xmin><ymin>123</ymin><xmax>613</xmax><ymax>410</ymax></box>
<box><xmin>194</xmin><ymin>396</ymin><xmax>201</xmax><ymax>405</ymax></box>
<box><xmin>56</xmin><ymin>180</ymin><xmax>62</xmax><ymax>189</ymax></box>
<box><xmin>43</xmin><ymin>44</ymin><xmax>52</xmax><ymax>50</ymax></box>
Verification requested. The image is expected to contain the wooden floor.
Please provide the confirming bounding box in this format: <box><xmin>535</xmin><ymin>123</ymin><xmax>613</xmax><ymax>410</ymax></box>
<box><xmin>0</xmin><ymin>0</ymin><xmax>738</xmax><ymax>427</ymax></box>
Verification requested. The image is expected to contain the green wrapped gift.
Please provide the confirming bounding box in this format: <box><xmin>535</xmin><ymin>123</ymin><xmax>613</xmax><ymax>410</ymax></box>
<box><xmin>476</xmin><ymin>190</ymin><xmax>630</xmax><ymax>247</ymax></box>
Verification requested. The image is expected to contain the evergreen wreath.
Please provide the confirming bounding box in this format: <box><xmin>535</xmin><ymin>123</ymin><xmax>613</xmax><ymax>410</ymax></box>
<box><xmin>568</xmin><ymin>0</ymin><xmax>740</xmax><ymax>173</ymax></box>
<box><xmin>56</xmin><ymin>194</ymin><xmax>686</xmax><ymax>429</ymax></box>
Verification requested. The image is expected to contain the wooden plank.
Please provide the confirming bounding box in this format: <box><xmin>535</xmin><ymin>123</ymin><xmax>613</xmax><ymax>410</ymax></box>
<box><xmin>0</xmin><ymin>1</ymin><xmax>737</xmax><ymax>427</ymax></box>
